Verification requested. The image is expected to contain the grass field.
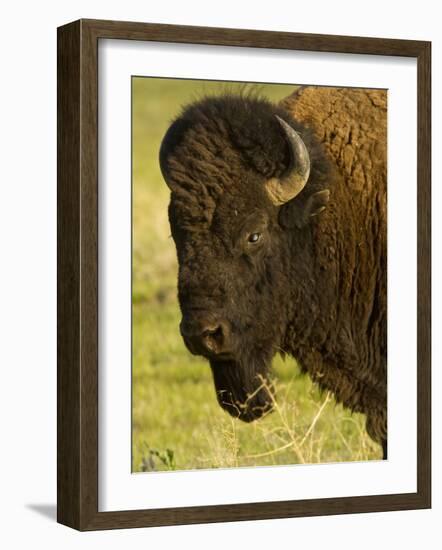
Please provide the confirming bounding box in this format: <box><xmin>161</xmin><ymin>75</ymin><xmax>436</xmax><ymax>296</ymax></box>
<box><xmin>131</xmin><ymin>77</ymin><xmax>381</xmax><ymax>472</ymax></box>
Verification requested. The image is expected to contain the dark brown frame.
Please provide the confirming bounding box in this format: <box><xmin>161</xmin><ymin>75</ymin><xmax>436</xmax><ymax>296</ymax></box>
<box><xmin>57</xmin><ymin>18</ymin><xmax>431</xmax><ymax>531</ymax></box>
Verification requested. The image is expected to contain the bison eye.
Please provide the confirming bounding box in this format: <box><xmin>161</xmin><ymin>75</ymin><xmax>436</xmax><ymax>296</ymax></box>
<box><xmin>248</xmin><ymin>232</ymin><xmax>261</xmax><ymax>244</ymax></box>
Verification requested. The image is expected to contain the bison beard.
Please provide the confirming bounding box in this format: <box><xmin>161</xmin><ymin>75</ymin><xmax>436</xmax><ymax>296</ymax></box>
<box><xmin>210</xmin><ymin>352</ymin><xmax>275</xmax><ymax>422</ymax></box>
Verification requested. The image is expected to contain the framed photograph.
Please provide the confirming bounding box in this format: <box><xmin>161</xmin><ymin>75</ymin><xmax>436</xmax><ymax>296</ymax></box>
<box><xmin>57</xmin><ymin>19</ymin><xmax>431</xmax><ymax>530</ymax></box>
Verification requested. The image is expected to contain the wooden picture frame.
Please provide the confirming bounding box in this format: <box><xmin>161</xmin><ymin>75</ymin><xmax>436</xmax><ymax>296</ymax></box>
<box><xmin>57</xmin><ymin>18</ymin><xmax>431</xmax><ymax>530</ymax></box>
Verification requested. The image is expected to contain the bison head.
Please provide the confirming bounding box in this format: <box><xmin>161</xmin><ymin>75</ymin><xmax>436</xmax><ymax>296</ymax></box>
<box><xmin>159</xmin><ymin>94</ymin><xmax>330</xmax><ymax>422</ymax></box>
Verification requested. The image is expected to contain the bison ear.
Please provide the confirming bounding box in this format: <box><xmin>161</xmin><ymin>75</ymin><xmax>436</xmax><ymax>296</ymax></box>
<box><xmin>279</xmin><ymin>189</ymin><xmax>330</xmax><ymax>229</ymax></box>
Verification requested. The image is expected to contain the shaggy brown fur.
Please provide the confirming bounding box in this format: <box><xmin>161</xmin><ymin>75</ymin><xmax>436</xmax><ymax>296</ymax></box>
<box><xmin>281</xmin><ymin>87</ymin><xmax>387</xmax><ymax>445</ymax></box>
<box><xmin>159</xmin><ymin>87</ymin><xmax>387</xmax><ymax>455</ymax></box>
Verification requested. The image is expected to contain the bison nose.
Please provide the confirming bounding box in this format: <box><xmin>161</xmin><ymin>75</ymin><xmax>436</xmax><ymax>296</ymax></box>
<box><xmin>180</xmin><ymin>316</ymin><xmax>230</xmax><ymax>357</ymax></box>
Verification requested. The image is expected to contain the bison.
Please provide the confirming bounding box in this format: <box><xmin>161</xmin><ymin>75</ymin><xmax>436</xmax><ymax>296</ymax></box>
<box><xmin>159</xmin><ymin>86</ymin><xmax>387</xmax><ymax>459</ymax></box>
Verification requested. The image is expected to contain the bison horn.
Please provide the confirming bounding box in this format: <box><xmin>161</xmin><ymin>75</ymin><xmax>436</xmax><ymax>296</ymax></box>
<box><xmin>265</xmin><ymin>115</ymin><xmax>311</xmax><ymax>205</ymax></box>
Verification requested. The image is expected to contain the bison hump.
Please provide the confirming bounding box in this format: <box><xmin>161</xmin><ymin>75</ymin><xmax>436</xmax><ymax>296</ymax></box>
<box><xmin>280</xmin><ymin>86</ymin><xmax>387</xmax><ymax>197</ymax></box>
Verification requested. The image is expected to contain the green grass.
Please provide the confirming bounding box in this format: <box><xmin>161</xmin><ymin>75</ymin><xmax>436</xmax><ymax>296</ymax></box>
<box><xmin>132</xmin><ymin>77</ymin><xmax>381</xmax><ymax>472</ymax></box>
